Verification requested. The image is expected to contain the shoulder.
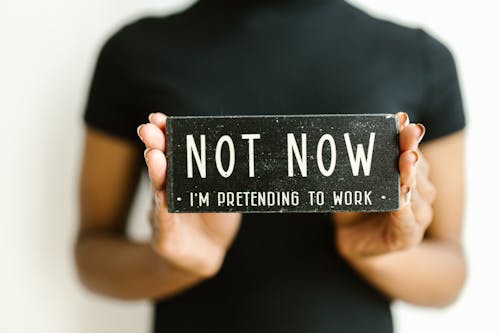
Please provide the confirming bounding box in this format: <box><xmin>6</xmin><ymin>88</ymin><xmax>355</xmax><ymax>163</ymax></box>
<box><xmin>343</xmin><ymin>3</ymin><xmax>454</xmax><ymax>61</ymax></box>
<box><xmin>341</xmin><ymin>3</ymin><xmax>464</xmax><ymax>139</ymax></box>
<box><xmin>98</xmin><ymin>6</ymin><xmax>198</xmax><ymax>63</ymax></box>
<box><xmin>95</xmin><ymin>17</ymin><xmax>158</xmax><ymax>70</ymax></box>
<box><xmin>343</xmin><ymin>4</ymin><xmax>420</xmax><ymax>41</ymax></box>
<box><xmin>416</xmin><ymin>30</ymin><xmax>457</xmax><ymax>77</ymax></box>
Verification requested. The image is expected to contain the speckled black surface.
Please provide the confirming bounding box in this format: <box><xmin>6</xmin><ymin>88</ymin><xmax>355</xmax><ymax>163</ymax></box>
<box><xmin>167</xmin><ymin>114</ymin><xmax>399</xmax><ymax>212</ymax></box>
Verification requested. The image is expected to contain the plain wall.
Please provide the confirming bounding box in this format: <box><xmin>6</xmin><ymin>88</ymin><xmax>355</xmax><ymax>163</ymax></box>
<box><xmin>1</xmin><ymin>0</ymin><xmax>498</xmax><ymax>332</ymax></box>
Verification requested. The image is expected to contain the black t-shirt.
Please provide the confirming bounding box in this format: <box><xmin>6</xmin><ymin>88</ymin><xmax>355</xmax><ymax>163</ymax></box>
<box><xmin>84</xmin><ymin>0</ymin><xmax>466</xmax><ymax>332</ymax></box>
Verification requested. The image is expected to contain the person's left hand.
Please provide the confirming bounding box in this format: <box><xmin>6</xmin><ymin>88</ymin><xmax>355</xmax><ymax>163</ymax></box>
<box><xmin>334</xmin><ymin>112</ymin><xmax>435</xmax><ymax>261</ymax></box>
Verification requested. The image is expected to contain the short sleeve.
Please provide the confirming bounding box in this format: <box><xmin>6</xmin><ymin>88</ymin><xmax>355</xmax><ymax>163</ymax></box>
<box><xmin>418</xmin><ymin>30</ymin><xmax>466</xmax><ymax>142</ymax></box>
<box><xmin>83</xmin><ymin>26</ymin><xmax>143</xmax><ymax>143</ymax></box>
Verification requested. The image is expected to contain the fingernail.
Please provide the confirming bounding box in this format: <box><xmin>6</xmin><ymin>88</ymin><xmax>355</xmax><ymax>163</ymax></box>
<box><xmin>148</xmin><ymin>113</ymin><xmax>154</xmax><ymax>123</ymax></box>
<box><xmin>416</xmin><ymin>123</ymin><xmax>426</xmax><ymax>143</ymax></box>
<box><xmin>411</xmin><ymin>150</ymin><xmax>420</xmax><ymax>167</ymax></box>
<box><xmin>402</xmin><ymin>185</ymin><xmax>412</xmax><ymax>205</ymax></box>
<box><xmin>398</xmin><ymin>112</ymin><xmax>409</xmax><ymax>128</ymax></box>
<box><xmin>155</xmin><ymin>191</ymin><xmax>161</xmax><ymax>208</ymax></box>
<box><xmin>405</xmin><ymin>190</ymin><xmax>412</xmax><ymax>206</ymax></box>
<box><xmin>137</xmin><ymin>124</ymin><xmax>144</xmax><ymax>140</ymax></box>
<box><xmin>144</xmin><ymin>148</ymin><xmax>151</xmax><ymax>165</ymax></box>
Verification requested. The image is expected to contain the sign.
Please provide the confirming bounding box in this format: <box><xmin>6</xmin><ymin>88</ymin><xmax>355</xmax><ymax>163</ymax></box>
<box><xmin>166</xmin><ymin>114</ymin><xmax>400</xmax><ymax>213</ymax></box>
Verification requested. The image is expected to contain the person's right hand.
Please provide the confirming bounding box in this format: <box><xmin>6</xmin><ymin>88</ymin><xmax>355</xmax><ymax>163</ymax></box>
<box><xmin>137</xmin><ymin>113</ymin><xmax>241</xmax><ymax>278</ymax></box>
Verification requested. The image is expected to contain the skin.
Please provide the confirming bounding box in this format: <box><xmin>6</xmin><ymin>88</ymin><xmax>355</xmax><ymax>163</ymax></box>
<box><xmin>335</xmin><ymin>113</ymin><xmax>466</xmax><ymax>306</ymax></box>
<box><xmin>75</xmin><ymin>112</ymin><xmax>466</xmax><ymax>306</ymax></box>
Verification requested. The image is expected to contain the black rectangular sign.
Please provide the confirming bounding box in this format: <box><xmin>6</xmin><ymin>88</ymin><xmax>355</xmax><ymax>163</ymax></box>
<box><xmin>167</xmin><ymin>114</ymin><xmax>399</xmax><ymax>213</ymax></box>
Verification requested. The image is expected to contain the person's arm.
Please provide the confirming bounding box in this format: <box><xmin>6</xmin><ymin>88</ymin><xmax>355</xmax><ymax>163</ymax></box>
<box><xmin>75</xmin><ymin>116</ymin><xmax>241</xmax><ymax>300</ymax></box>
<box><xmin>75</xmin><ymin>128</ymin><xmax>199</xmax><ymax>299</ymax></box>
<box><xmin>76</xmin><ymin>230</ymin><xmax>203</xmax><ymax>300</ymax></box>
<box><xmin>334</xmin><ymin>114</ymin><xmax>466</xmax><ymax>307</ymax></box>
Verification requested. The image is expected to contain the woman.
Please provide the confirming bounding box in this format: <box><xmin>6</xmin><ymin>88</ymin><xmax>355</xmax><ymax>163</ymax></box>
<box><xmin>75</xmin><ymin>0</ymin><xmax>466</xmax><ymax>332</ymax></box>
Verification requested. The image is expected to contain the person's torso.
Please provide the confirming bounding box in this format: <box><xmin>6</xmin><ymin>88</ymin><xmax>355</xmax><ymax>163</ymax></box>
<box><xmin>116</xmin><ymin>1</ymin><xmax>428</xmax><ymax>331</ymax></box>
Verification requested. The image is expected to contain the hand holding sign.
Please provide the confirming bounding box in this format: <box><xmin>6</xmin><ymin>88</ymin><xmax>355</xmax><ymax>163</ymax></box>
<box><xmin>334</xmin><ymin>112</ymin><xmax>433</xmax><ymax>260</ymax></box>
<box><xmin>139</xmin><ymin>112</ymin><xmax>430</xmax><ymax>275</ymax></box>
<box><xmin>137</xmin><ymin>113</ymin><xmax>241</xmax><ymax>277</ymax></box>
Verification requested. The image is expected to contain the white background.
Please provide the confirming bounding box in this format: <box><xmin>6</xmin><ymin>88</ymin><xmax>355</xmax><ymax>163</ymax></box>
<box><xmin>1</xmin><ymin>0</ymin><xmax>498</xmax><ymax>332</ymax></box>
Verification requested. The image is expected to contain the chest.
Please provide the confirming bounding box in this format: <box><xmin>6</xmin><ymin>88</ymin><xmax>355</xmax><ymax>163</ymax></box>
<box><xmin>139</xmin><ymin>24</ymin><xmax>423</xmax><ymax>119</ymax></box>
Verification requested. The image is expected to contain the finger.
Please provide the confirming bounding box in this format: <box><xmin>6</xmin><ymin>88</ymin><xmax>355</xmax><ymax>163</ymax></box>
<box><xmin>137</xmin><ymin>123</ymin><xmax>166</xmax><ymax>151</ymax></box>
<box><xmin>399</xmin><ymin>150</ymin><xmax>419</xmax><ymax>189</ymax></box>
<box><xmin>399</xmin><ymin>184</ymin><xmax>413</xmax><ymax>208</ymax></box>
<box><xmin>153</xmin><ymin>190</ymin><xmax>175</xmax><ymax>232</ymax></box>
<box><xmin>417</xmin><ymin>153</ymin><xmax>430</xmax><ymax>177</ymax></box>
<box><xmin>388</xmin><ymin>186</ymin><xmax>421</xmax><ymax>249</ymax></box>
<box><xmin>416</xmin><ymin>167</ymin><xmax>437</xmax><ymax>204</ymax></box>
<box><xmin>410</xmin><ymin>190</ymin><xmax>433</xmax><ymax>229</ymax></box>
<box><xmin>148</xmin><ymin>112</ymin><xmax>167</xmax><ymax>131</ymax></box>
<box><xmin>395</xmin><ymin>112</ymin><xmax>410</xmax><ymax>132</ymax></box>
<box><xmin>399</xmin><ymin>123</ymin><xmax>425</xmax><ymax>152</ymax></box>
<box><xmin>145</xmin><ymin>148</ymin><xmax>167</xmax><ymax>190</ymax></box>
<box><xmin>154</xmin><ymin>190</ymin><xmax>168</xmax><ymax>214</ymax></box>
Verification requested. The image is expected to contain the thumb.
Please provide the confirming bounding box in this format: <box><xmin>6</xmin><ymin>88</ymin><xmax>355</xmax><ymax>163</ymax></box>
<box><xmin>153</xmin><ymin>190</ymin><xmax>176</xmax><ymax>232</ymax></box>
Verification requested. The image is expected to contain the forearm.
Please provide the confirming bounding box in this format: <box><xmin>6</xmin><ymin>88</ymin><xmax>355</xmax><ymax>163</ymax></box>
<box><xmin>75</xmin><ymin>231</ymin><xmax>203</xmax><ymax>300</ymax></box>
<box><xmin>347</xmin><ymin>238</ymin><xmax>466</xmax><ymax>307</ymax></box>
